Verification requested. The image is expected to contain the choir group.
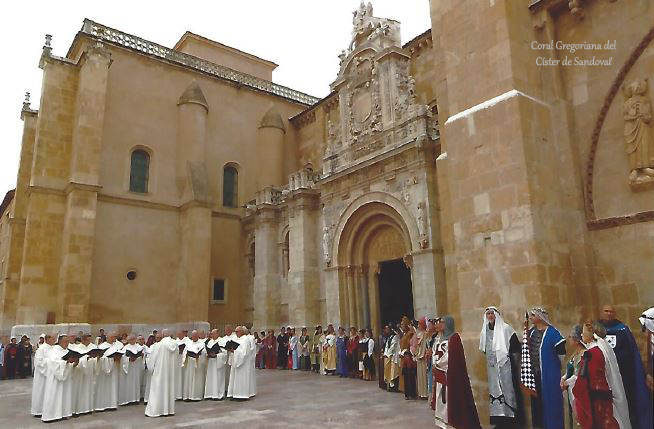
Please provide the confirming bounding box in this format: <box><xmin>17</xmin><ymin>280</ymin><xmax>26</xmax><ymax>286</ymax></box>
<box><xmin>28</xmin><ymin>325</ymin><xmax>257</xmax><ymax>422</ymax></box>
<box><xmin>251</xmin><ymin>305</ymin><xmax>654</xmax><ymax>429</ymax></box>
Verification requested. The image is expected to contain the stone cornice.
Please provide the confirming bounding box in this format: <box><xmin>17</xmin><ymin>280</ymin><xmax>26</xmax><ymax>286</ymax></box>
<box><xmin>64</xmin><ymin>182</ymin><xmax>102</xmax><ymax>195</ymax></box>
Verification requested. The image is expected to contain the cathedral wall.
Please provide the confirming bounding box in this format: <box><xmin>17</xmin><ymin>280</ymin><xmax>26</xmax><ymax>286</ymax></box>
<box><xmin>89</xmin><ymin>200</ymin><xmax>180</xmax><ymax>323</ymax></box>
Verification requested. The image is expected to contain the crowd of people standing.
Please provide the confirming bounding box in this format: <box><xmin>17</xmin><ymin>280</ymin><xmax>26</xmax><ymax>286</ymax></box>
<box><xmin>251</xmin><ymin>305</ymin><xmax>654</xmax><ymax>429</ymax></box>
<box><xmin>1</xmin><ymin>335</ymin><xmax>35</xmax><ymax>379</ymax></box>
<box><xmin>26</xmin><ymin>325</ymin><xmax>257</xmax><ymax>422</ymax></box>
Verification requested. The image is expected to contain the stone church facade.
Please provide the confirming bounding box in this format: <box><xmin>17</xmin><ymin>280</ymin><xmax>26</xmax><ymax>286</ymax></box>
<box><xmin>0</xmin><ymin>0</ymin><xmax>653</xmax><ymax>419</ymax></box>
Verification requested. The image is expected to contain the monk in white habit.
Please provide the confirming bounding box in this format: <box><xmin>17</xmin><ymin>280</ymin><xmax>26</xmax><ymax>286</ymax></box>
<box><xmin>137</xmin><ymin>335</ymin><xmax>148</xmax><ymax>401</ymax></box>
<box><xmin>145</xmin><ymin>330</ymin><xmax>178</xmax><ymax>417</ymax></box>
<box><xmin>41</xmin><ymin>335</ymin><xmax>75</xmax><ymax>422</ymax></box>
<box><xmin>220</xmin><ymin>324</ymin><xmax>237</xmax><ymax>393</ymax></box>
<box><xmin>182</xmin><ymin>330</ymin><xmax>206</xmax><ymax>401</ymax></box>
<box><xmin>120</xmin><ymin>334</ymin><xmax>143</xmax><ymax>405</ymax></box>
<box><xmin>174</xmin><ymin>330</ymin><xmax>188</xmax><ymax>400</ymax></box>
<box><xmin>94</xmin><ymin>332</ymin><xmax>123</xmax><ymax>411</ymax></box>
<box><xmin>143</xmin><ymin>333</ymin><xmax>159</xmax><ymax>404</ymax></box>
<box><xmin>227</xmin><ymin>326</ymin><xmax>257</xmax><ymax>400</ymax></box>
<box><xmin>30</xmin><ymin>334</ymin><xmax>54</xmax><ymax>416</ymax></box>
<box><xmin>205</xmin><ymin>328</ymin><xmax>228</xmax><ymax>400</ymax></box>
<box><xmin>70</xmin><ymin>334</ymin><xmax>97</xmax><ymax>415</ymax></box>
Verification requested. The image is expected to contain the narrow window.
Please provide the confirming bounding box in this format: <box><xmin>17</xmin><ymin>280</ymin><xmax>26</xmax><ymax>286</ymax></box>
<box><xmin>212</xmin><ymin>279</ymin><xmax>225</xmax><ymax>303</ymax></box>
<box><xmin>129</xmin><ymin>150</ymin><xmax>150</xmax><ymax>193</ymax></box>
<box><xmin>223</xmin><ymin>166</ymin><xmax>238</xmax><ymax>207</ymax></box>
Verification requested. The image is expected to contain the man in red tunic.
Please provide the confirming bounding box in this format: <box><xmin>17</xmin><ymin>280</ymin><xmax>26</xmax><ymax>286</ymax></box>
<box><xmin>572</xmin><ymin>323</ymin><xmax>619</xmax><ymax>429</ymax></box>
<box><xmin>263</xmin><ymin>330</ymin><xmax>276</xmax><ymax>369</ymax></box>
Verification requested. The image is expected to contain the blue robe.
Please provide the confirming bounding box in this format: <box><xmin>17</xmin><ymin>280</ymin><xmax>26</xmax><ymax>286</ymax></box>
<box><xmin>600</xmin><ymin>320</ymin><xmax>653</xmax><ymax>429</ymax></box>
<box><xmin>530</xmin><ymin>326</ymin><xmax>565</xmax><ymax>429</ymax></box>
<box><xmin>336</xmin><ymin>336</ymin><xmax>348</xmax><ymax>377</ymax></box>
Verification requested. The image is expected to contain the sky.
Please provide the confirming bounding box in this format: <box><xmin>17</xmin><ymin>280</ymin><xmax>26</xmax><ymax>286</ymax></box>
<box><xmin>0</xmin><ymin>1</ymin><xmax>431</xmax><ymax>196</ymax></box>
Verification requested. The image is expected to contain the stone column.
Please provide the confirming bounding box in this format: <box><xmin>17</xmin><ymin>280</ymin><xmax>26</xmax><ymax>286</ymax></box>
<box><xmin>358</xmin><ymin>265</ymin><xmax>370</xmax><ymax>328</ymax></box>
<box><xmin>345</xmin><ymin>266</ymin><xmax>356</xmax><ymax>327</ymax></box>
<box><xmin>256</xmin><ymin>107</ymin><xmax>286</xmax><ymax>189</ymax></box>
<box><xmin>410</xmin><ymin>250</ymin><xmax>439</xmax><ymax>318</ymax></box>
<box><xmin>287</xmin><ymin>189</ymin><xmax>320</xmax><ymax>328</ymax></box>
<box><xmin>324</xmin><ymin>266</ymin><xmax>343</xmax><ymax>326</ymax></box>
<box><xmin>57</xmin><ymin>43</ymin><xmax>111</xmax><ymax>322</ymax></box>
<box><xmin>253</xmin><ymin>206</ymin><xmax>281</xmax><ymax>331</ymax></box>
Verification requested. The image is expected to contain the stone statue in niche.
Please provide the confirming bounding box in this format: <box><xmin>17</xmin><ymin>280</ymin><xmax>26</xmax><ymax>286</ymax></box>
<box><xmin>623</xmin><ymin>78</ymin><xmax>654</xmax><ymax>186</ymax></box>
<box><xmin>322</xmin><ymin>215</ymin><xmax>333</xmax><ymax>267</ymax></box>
<box><xmin>417</xmin><ymin>201</ymin><xmax>429</xmax><ymax>249</ymax></box>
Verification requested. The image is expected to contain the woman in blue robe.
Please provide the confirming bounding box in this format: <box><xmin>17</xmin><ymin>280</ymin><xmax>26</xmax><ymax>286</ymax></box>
<box><xmin>336</xmin><ymin>327</ymin><xmax>349</xmax><ymax>377</ymax></box>
<box><xmin>528</xmin><ymin>307</ymin><xmax>566</xmax><ymax>429</ymax></box>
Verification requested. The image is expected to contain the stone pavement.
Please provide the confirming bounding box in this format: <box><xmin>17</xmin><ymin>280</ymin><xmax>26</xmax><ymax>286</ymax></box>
<box><xmin>0</xmin><ymin>369</ymin><xmax>435</xmax><ymax>428</ymax></box>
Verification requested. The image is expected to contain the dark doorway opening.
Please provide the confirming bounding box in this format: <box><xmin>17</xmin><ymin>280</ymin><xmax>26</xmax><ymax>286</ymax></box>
<box><xmin>378</xmin><ymin>258</ymin><xmax>414</xmax><ymax>326</ymax></box>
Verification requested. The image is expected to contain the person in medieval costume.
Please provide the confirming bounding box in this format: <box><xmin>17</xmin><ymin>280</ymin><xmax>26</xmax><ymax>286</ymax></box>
<box><xmin>479</xmin><ymin>307</ymin><xmax>523</xmax><ymax>428</ymax></box>
<box><xmin>378</xmin><ymin>326</ymin><xmax>389</xmax><ymax>389</ymax></box>
<box><xmin>431</xmin><ymin>315</ymin><xmax>481</xmax><ymax>429</ymax></box>
<box><xmin>336</xmin><ymin>327</ymin><xmax>349</xmax><ymax>377</ymax></box>
<box><xmin>561</xmin><ymin>324</ymin><xmax>586</xmax><ymax>428</ymax></box>
<box><xmin>570</xmin><ymin>322</ymin><xmax>621</xmax><ymax>429</ymax></box>
<box><xmin>311</xmin><ymin>326</ymin><xmax>323</xmax><ymax>373</ymax></box>
<box><xmin>276</xmin><ymin>327</ymin><xmax>288</xmax><ymax>369</ymax></box>
<box><xmin>383</xmin><ymin>325</ymin><xmax>400</xmax><ymax>391</ymax></box>
<box><xmin>638</xmin><ymin>307</ymin><xmax>654</xmax><ymax>391</ymax></box>
<box><xmin>598</xmin><ymin>305</ymin><xmax>652</xmax><ymax>429</ymax></box>
<box><xmin>30</xmin><ymin>334</ymin><xmax>55</xmax><ymax>416</ymax></box>
<box><xmin>360</xmin><ymin>329</ymin><xmax>376</xmax><ymax>381</ymax></box>
<box><xmin>4</xmin><ymin>336</ymin><xmax>19</xmax><ymax>379</ymax></box>
<box><xmin>299</xmin><ymin>327</ymin><xmax>311</xmax><ymax>371</ymax></box>
<box><xmin>412</xmin><ymin>318</ymin><xmax>430</xmax><ymax>399</ymax></box>
<box><xmin>263</xmin><ymin>329</ymin><xmax>276</xmax><ymax>369</ymax></box>
<box><xmin>347</xmin><ymin>327</ymin><xmax>360</xmax><ymax>378</ymax></box>
<box><xmin>525</xmin><ymin>307</ymin><xmax>566</xmax><ymax>429</ymax></box>
<box><xmin>17</xmin><ymin>335</ymin><xmax>33</xmax><ymax>378</ymax></box>
<box><xmin>289</xmin><ymin>327</ymin><xmax>299</xmax><ymax>370</ymax></box>
<box><xmin>323</xmin><ymin>325</ymin><xmax>337</xmax><ymax>375</ymax></box>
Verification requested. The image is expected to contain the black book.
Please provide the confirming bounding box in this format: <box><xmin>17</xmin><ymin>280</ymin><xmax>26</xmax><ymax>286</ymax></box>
<box><xmin>125</xmin><ymin>349</ymin><xmax>143</xmax><ymax>358</ymax></box>
<box><xmin>207</xmin><ymin>342</ymin><xmax>222</xmax><ymax>355</ymax></box>
<box><xmin>186</xmin><ymin>349</ymin><xmax>202</xmax><ymax>359</ymax></box>
<box><xmin>105</xmin><ymin>350</ymin><xmax>124</xmax><ymax>359</ymax></box>
<box><xmin>86</xmin><ymin>348</ymin><xmax>104</xmax><ymax>358</ymax></box>
<box><xmin>61</xmin><ymin>349</ymin><xmax>83</xmax><ymax>361</ymax></box>
<box><xmin>178</xmin><ymin>343</ymin><xmax>186</xmax><ymax>354</ymax></box>
<box><xmin>224</xmin><ymin>340</ymin><xmax>240</xmax><ymax>351</ymax></box>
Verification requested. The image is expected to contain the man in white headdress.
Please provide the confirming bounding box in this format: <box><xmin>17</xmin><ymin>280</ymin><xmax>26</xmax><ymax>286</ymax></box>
<box><xmin>479</xmin><ymin>307</ymin><xmax>522</xmax><ymax>428</ymax></box>
<box><xmin>639</xmin><ymin>307</ymin><xmax>654</xmax><ymax>391</ymax></box>
<box><xmin>120</xmin><ymin>334</ymin><xmax>144</xmax><ymax>405</ymax></box>
<box><xmin>70</xmin><ymin>334</ymin><xmax>98</xmax><ymax>415</ymax></box>
<box><xmin>227</xmin><ymin>326</ymin><xmax>257</xmax><ymax>399</ymax></box>
<box><xmin>41</xmin><ymin>335</ymin><xmax>76</xmax><ymax>422</ymax></box>
<box><xmin>145</xmin><ymin>329</ymin><xmax>178</xmax><ymax>417</ymax></box>
<box><xmin>94</xmin><ymin>332</ymin><xmax>123</xmax><ymax>411</ymax></box>
<box><xmin>181</xmin><ymin>330</ymin><xmax>206</xmax><ymax>401</ymax></box>
<box><xmin>30</xmin><ymin>334</ymin><xmax>55</xmax><ymax>416</ymax></box>
<box><xmin>205</xmin><ymin>328</ymin><xmax>228</xmax><ymax>400</ymax></box>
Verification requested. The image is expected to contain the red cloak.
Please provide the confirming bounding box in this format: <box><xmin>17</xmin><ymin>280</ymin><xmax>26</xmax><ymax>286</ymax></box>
<box><xmin>447</xmin><ymin>333</ymin><xmax>482</xmax><ymax>429</ymax></box>
<box><xmin>572</xmin><ymin>346</ymin><xmax>619</xmax><ymax>429</ymax></box>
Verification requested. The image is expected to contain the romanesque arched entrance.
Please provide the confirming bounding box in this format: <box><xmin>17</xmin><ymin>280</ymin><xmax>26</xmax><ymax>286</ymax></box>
<box><xmin>335</xmin><ymin>201</ymin><xmax>414</xmax><ymax>333</ymax></box>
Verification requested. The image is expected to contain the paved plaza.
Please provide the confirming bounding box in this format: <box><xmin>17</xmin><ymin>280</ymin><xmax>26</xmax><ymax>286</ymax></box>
<box><xmin>0</xmin><ymin>370</ymin><xmax>434</xmax><ymax>429</ymax></box>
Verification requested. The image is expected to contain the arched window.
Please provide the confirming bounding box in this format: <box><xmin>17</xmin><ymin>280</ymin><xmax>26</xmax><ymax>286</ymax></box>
<box><xmin>129</xmin><ymin>149</ymin><xmax>150</xmax><ymax>193</ymax></box>
<box><xmin>223</xmin><ymin>165</ymin><xmax>238</xmax><ymax>207</ymax></box>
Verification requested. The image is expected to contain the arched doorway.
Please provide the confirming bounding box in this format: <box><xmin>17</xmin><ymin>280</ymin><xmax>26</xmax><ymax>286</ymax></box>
<box><xmin>335</xmin><ymin>201</ymin><xmax>414</xmax><ymax>333</ymax></box>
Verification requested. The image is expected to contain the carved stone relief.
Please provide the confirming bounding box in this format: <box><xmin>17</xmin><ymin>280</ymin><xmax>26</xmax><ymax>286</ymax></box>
<box><xmin>623</xmin><ymin>78</ymin><xmax>654</xmax><ymax>187</ymax></box>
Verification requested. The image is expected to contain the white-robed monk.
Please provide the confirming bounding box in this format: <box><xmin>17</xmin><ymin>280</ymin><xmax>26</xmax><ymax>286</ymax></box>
<box><xmin>70</xmin><ymin>335</ymin><xmax>97</xmax><ymax>415</ymax></box>
<box><xmin>41</xmin><ymin>335</ymin><xmax>75</xmax><ymax>422</ymax></box>
<box><xmin>205</xmin><ymin>329</ymin><xmax>228</xmax><ymax>400</ymax></box>
<box><xmin>227</xmin><ymin>326</ymin><xmax>257</xmax><ymax>400</ymax></box>
<box><xmin>174</xmin><ymin>331</ymin><xmax>188</xmax><ymax>400</ymax></box>
<box><xmin>94</xmin><ymin>332</ymin><xmax>123</xmax><ymax>411</ymax></box>
<box><xmin>182</xmin><ymin>330</ymin><xmax>206</xmax><ymax>401</ymax></box>
<box><xmin>120</xmin><ymin>335</ymin><xmax>144</xmax><ymax>405</ymax></box>
<box><xmin>30</xmin><ymin>334</ymin><xmax>55</xmax><ymax>416</ymax></box>
<box><xmin>220</xmin><ymin>325</ymin><xmax>237</xmax><ymax>393</ymax></box>
<box><xmin>145</xmin><ymin>330</ymin><xmax>178</xmax><ymax>417</ymax></box>
<box><xmin>137</xmin><ymin>335</ymin><xmax>148</xmax><ymax>401</ymax></box>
